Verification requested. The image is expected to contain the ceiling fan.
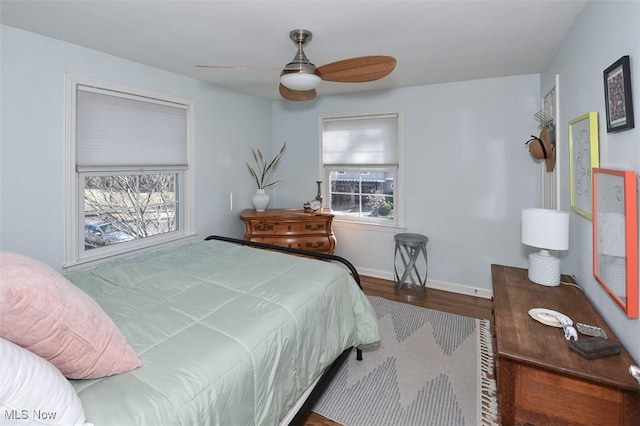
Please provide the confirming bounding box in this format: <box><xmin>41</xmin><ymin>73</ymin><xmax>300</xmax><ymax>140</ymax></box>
<box><xmin>197</xmin><ymin>29</ymin><xmax>397</xmax><ymax>101</ymax></box>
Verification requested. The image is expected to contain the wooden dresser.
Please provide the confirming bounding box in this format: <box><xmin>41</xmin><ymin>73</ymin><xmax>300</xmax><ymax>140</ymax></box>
<box><xmin>492</xmin><ymin>264</ymin><xmax>639</xmax><ymax>425</ymax></box>
<box><xmin>239</xmin><ymin>208</ymin><xmax>337</xmax><ymax>254</ymax></box>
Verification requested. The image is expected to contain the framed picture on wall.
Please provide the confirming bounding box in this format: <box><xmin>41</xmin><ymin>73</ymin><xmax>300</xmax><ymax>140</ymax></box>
<box><xmin>568</xmin><ymin>112</ymin><xmax>599</xmax><ymax>220</ymax></box>
<box><xmin>592</xmin><ymin>167</ymin><xmax>638</xmax><ymax>318</ymax></box>
<box><xmin>603</xmin><ymin>55</ymin><xmax>635</xmax><ymax>133</ymax></box>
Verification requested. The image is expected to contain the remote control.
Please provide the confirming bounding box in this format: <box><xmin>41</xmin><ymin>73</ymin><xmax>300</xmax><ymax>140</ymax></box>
<box><xmin>576</xmin><ymin>322</ymin><xmax>608</xmax><ymax>339</ymax></box>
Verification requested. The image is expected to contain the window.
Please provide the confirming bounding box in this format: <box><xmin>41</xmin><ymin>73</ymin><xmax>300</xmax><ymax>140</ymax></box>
<box><xmin>321</xmin><ymin>112</ymin><xmax>402</xmax><ymax>226</ymax></box>
<box><xmin>65</xmin><ymin>76</ymin><xmax>193</xmax><ymax>267</ymax></box>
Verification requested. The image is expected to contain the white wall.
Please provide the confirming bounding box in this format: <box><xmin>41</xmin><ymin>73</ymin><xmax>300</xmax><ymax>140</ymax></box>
<box><xmin>0</xmin><ymin>25</ymin><xmax>272</xmax><ymax>269</ymax></box>
<box><xmin>541</xmin><ymin>1</ymin><xmax>640</xmax><ymax>362</ymax></box>
<box><xmin>272</xmin><ymin>75</ymin><xmax>541</xmax><ymax>296</ymax></box>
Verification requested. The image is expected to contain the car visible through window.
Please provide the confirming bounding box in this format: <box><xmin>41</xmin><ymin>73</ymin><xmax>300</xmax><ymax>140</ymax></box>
<box><xmin>84</xmin><ymin>220</ymin><xmax>133</xmax><ymax>249</ymax></box>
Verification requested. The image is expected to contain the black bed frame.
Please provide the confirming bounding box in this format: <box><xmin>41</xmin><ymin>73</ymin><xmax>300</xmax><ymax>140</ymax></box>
<box><xmin>204</xmin><ymin>235</ymin><xmax>363</xmax><ymax>425</ymax></box>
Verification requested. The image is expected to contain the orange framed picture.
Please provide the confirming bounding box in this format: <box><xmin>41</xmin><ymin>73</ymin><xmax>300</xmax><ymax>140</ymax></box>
<box><xmin>592</xmin><ymin>167</ymin><xmax>638</xmax><ymax>318</ymax></box>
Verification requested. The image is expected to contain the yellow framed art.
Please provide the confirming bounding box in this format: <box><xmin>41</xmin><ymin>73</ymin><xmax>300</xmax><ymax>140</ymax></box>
<box><xmin>568</xmin><ymin>112</ymin><xmax>599</xmax><ymax>219</ymax></box>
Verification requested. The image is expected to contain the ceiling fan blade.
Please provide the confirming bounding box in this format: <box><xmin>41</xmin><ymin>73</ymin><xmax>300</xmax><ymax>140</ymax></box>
<box><xmin>279</xmin><ymin>84</ymin><xmax>316</xmax><ymax>101</ymax></box>
<box><xmin>196</xmin><ymin>65</ymin><xmax>281</xmax><ymax>71</ymax></box>
<box><xmin>317</xmin><ymin>55</ymin><xmax>397</xmax><ymax>83</ymax></box>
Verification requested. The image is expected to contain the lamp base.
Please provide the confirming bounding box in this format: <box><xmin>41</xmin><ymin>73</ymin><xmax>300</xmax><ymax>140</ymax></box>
<box><xmin>528</xmin><ymin>250</ymin><xmax>561</xmax><ymax>286</ymax></box>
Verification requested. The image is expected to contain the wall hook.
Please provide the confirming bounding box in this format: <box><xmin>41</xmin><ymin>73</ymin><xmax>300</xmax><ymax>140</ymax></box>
<box><xmin>534</xmin><ymin>109</ymin><xmax>555</xmax><ymax>128</ymax></box>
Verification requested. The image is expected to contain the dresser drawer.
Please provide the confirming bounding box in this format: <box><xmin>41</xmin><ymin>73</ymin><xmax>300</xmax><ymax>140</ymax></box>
<box><xmin>251</xmin><ymin>236</ymin><xmax>335</xmax><ymax>252</ymax></box>
<box><xmin>249</xmin><ymin>220</ymin><xmax>328</xmax><ymax>236</ymax></box>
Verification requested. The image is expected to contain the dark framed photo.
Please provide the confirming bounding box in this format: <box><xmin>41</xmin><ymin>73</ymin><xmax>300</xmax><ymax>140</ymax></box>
<box><xmin>603</xmin><ymin>55</ymin><xmax>634</xmax><ymax>132</ymax></box>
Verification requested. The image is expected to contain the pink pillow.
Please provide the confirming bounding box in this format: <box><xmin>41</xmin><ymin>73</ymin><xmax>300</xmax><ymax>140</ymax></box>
<box><xmin>0</xmin><ymin>251</ymin><xmax>141</xmax><ymax>379</ymax></box>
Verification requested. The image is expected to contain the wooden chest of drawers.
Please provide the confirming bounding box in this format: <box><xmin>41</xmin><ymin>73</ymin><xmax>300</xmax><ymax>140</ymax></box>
<box><xmin>239</xmin><ymin>208</ymin><xmax>337</xmax><ymax>254</ymax></box>
<box><xmin>492</xmin><ymin>264</ymin><xmax>639</xmax><ymax>425</ymax></box>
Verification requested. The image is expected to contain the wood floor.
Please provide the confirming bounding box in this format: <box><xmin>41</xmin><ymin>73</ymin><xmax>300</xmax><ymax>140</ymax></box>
<box><xmin>302</xmin><ymin>275</ymin><xmax>495</xmax><ymax>426</ymax></box>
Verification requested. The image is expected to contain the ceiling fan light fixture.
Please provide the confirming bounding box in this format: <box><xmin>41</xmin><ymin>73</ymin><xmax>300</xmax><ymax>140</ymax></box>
<box><xmin>280</xmin><ymin>72</ymin><xmax>321</xmax><ymax>91</ymax></box>
<box><xmin>279</xmin><ymin>61</ymin><xmax>321</xmax><ymax>91</ymax></box>
<box><xmin>279</xmin><ymin>29</ymin><xmax>321</xmax><ymax>91</ymax></box>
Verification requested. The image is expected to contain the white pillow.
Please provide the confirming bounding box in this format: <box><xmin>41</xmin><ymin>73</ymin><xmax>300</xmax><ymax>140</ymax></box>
<box><xmin>0</xmin><ymin>337</ymin><xmax>90</xmax><ymax>426</ymax></box>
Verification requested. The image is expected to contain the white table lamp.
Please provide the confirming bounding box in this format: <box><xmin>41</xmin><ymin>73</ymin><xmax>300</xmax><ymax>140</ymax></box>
<box><xmin>521</xmin><ymin>208</ymin><xmax>570</xmax><ymax>286</ymax></box>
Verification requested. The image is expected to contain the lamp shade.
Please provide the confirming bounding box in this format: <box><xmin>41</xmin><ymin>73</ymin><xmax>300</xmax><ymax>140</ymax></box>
<box><xmin>521</xmin><ymin>208</ymin><xmax>570</xmax><ymax>250</ymax></box>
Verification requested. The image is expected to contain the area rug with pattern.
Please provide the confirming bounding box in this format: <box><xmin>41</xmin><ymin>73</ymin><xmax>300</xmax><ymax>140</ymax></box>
<box><xmin>313</xmin><ymin>296</ymin><xmax>498</xmax><ymax>426</ymax></box>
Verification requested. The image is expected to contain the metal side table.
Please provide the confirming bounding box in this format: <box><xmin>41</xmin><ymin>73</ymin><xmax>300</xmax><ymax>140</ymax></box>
<box><xmin>393</xmin><ymin>233</ymin><xmax>429</xmax><ymax>300</ymax></box>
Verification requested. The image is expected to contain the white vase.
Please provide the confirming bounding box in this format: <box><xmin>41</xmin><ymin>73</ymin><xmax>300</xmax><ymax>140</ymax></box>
<box><xmin>252</xmin><ymin>189</ymin><xmax>270</xmax><ymax>212</ymax></box>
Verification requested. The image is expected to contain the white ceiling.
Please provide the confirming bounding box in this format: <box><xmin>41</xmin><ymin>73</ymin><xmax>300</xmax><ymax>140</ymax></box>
<box><xmin>0</xmin><ymin>0</ymin><xmax>587</xmax><ymax>101</ymax></box>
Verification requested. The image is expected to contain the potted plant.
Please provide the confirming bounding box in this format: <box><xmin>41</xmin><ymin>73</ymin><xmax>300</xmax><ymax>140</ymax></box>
<box><xmin>246</xmin><ymin>142</ymin><xmax>286</xmax><ymax>211</ymax></box>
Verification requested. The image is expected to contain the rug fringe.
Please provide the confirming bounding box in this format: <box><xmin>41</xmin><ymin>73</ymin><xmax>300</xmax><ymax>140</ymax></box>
<box><xmin>478</xmin><ymin>319</ymin><xmax>499</xmax><ymax>426</ymax></box>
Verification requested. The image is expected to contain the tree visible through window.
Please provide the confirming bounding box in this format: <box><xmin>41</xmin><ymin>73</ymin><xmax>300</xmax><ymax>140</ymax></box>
<box><xmin>83</xmin><ymin>173</ymin><xmax>178</xmax><ymax>249</ymax></box>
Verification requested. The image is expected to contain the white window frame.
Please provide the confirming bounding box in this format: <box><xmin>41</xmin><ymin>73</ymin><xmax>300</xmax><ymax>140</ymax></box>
<box><xmin>64</xmin><ymin>74</ymin><xmax>195</xmax><ymax>270</ymax></box>
<box><xmin>319</xmin><ymin>109</ymin><xmax>404</xmax><ymax>230</ymax></box>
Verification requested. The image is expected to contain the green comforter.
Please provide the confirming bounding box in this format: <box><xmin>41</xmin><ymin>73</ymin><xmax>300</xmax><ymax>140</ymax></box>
<box><xmin>65</xmin><ymin>240</ymin><xmax>379</xmax><ymax>425</ymax></box>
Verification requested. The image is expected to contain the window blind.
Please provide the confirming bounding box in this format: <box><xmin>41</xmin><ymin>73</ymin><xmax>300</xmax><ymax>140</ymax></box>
<box><xmin>76</xmin><ymin>87</ymin><xmax>188</xmax><ymax>168</ymax></box>
<box><xmin>322</xmin><ymin>114</ymin><xmax>398</xmax><ymax>165</ymax></box>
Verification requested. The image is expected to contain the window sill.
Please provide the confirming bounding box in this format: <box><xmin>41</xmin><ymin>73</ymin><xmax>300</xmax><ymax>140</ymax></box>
<box><xmin>332</xmin><ymin>219</ymin><xmax>406</xmax><ymax>233</ymax></box>
<box><xmin>64</xmin><ymin>233</ymin><xmax>199</xmax><ymax>272</ymax></box>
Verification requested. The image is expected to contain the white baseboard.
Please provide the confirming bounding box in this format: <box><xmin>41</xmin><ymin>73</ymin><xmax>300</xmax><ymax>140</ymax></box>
<box><xmin>356</xmin><ymin>266</ymin><xmax>493</xmax><ymax>300</ymax></box>
<box><xmin>356</xmin><ymin>267</ymin><xmax>395</xmax><ymax>283</ymax></box>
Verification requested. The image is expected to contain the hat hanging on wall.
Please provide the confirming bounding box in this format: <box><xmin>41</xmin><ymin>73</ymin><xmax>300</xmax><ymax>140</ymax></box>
<box><xmin>525</xmin><ymin>126</ymin><xmax>555</xmax><ymax>172</ymax></box>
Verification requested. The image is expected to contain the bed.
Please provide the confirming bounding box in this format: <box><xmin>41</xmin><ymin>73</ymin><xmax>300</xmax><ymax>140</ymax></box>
<box><xmin>54</xmin><ymin>235</ymin><xmax>379</xmax><ymax>425</ymax></box>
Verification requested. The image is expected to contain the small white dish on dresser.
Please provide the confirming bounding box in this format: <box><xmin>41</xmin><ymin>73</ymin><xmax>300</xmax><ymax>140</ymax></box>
<box><xmin>528</xmin><ymin>308</ymin><xmax>573</xmax><ymax>327</ymax></box>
